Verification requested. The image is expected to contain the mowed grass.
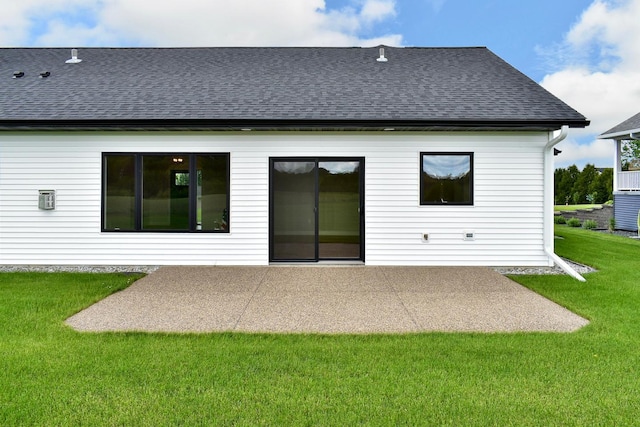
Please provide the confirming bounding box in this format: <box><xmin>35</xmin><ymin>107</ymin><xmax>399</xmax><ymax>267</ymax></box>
<box><xmin>1</xmin><ymin>227</ymin><xmax>639</xmax><ymax>426</ymax></box>
<box><xmin>554</xmin><ymin>204</ymin><xmax>601</xmax><ymax>211</ymax></box>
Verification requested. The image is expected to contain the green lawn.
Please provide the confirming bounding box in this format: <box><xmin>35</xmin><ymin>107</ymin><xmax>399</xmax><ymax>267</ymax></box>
<box><xmin>554</xmin><ymin>204</ymin><xmax>601</xmax><ymax>211</ymax></box>
<box><xmin>1</xmin><ymin>227</ymin><xmax>639</xmax><ymax>425</ymax></box>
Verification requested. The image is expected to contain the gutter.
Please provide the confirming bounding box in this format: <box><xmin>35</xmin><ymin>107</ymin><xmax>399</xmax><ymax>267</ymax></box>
<box><xmin>0</xmin><ymin>118</ymin><xmax>591</xmax><ymax>132</ymax></box>
<box><xmin>544</xmin><ymin>126</ymin><xmax>586</xmax><ymax>282</ymax></box>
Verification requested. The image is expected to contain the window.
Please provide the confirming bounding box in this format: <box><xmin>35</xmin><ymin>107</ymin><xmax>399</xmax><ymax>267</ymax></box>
<box><xmin>420</xmin><ymin>152</ymin><xmax>473</xmax><ymax>205</ymax></box>
<box><xmin>103</xmin><ymin>153</ymin><xmax>229</xmax><ymax>232</ymax></box>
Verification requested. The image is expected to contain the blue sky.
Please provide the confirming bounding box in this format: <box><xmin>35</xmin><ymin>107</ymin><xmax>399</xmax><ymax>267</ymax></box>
<box><xmin>330</xmin><ymin>0</ymin><xmax>593</xmax><ymax>81</ymax></box>
<box><xmin>2</xmin><ymin>0</ymin><xmax>639</xmax><ymax>169</ymax></box>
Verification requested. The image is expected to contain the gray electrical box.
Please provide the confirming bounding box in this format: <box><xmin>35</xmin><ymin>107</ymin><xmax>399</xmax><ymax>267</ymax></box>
<box><xmin>38</xmin><ymin>190</ymin><xmax>56</xmax><ymax>210</ymax></box>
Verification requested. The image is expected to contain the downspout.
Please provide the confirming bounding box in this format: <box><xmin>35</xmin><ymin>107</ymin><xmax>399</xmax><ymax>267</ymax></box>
<box><xmin>544</xmin><ymin>126</ymin><xmax>586</xmax><ymax>282</ymax></box>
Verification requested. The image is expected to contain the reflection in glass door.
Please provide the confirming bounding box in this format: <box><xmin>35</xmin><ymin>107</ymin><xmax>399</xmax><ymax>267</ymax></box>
<box><xmin>318</xmin><ymin>161</ymin><xmax>361</xmax><ymax>259</ymax></box>
<box><xmin>270</xmin><ymin>158</ymin><xmax>363</xmax><ymax>262</ymax></box>
<box><xmin>271</xmin><ymin>161</ymin><xmax>317</xmax><ymax>260</ymax></box>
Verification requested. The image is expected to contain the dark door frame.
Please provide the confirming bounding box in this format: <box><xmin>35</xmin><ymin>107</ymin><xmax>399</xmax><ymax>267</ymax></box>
<box><xmin>269</xmin><ymin>157</ymin><xmax>365</xmax><ymax>262</ymax></box>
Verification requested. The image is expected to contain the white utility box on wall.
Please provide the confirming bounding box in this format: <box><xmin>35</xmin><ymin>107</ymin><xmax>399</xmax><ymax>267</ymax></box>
<box><xmin>38</xmin><ymin>190</ymin><xmax>56</xmax><ymax>210</ymax></box>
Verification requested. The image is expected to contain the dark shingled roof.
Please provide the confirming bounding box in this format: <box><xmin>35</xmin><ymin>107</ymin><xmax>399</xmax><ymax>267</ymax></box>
<box><xmin>600</xmin><ymin>112</ymin><xmax>640</xmax><ymax>139</ymax></box>
<box><xmin>0</xmin><ymin>46</ymin><xmax>589</xmax><ymax>130</ymax></box>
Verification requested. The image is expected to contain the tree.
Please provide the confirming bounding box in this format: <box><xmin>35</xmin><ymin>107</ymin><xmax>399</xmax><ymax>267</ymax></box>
<box><xmin>555</xmin><ymin>165</ymin><xmax>579</xmax><ymax>204</ymax></box>
<box><xmin>573</xmin><ymin>164</ymin><xmax>598</xmax><ymax>204</ymax></box>
<box><xmin>554</xmin><ymin>168</ymin><xmax>566</xmax><ymax>204</ymax></box>
<box><xmin>589</xmin><ymin>168</ymin><xmax>613</xmax><ymax>203</ymax></box>
<box><xmin>621</xmin><ymin>139</ymin><xmax>640</xmax><ymax>170</ymax></box>
<box><xmin>554</xmin><ymin>164</ymin><xmax>613</xmax><ymax>205</ymax></box>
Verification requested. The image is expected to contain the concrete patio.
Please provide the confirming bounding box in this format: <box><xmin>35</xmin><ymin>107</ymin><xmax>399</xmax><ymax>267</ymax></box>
<box><xmin>66</xmin><ymin>266</ymin><xmax>589</xmax><ymax>334</ymax></box>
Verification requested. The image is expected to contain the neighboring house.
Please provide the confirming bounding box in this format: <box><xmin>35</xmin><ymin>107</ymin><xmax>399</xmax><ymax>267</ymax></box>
<box><xmin>0</xmin><ymin>46</ymin><xmax>589</xmax><ymax>269</ymax></box>
<box><xmin>600</xmin><ymin>112</ymin><xmax>640</xmax><ymax>231</ymax></box>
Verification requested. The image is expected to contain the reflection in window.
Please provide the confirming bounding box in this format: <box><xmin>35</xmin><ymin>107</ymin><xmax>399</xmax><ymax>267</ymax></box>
<box><xmin>197</xmin><ymin>155</ymin><xmax>229</xmax><ymax>231</ymax></box>
<box><xmin>273</xmin><ymin>161</ymin><xmax>315</xmax><ymax>174</ymax></box>
<box><xmin>104</xmin><ymin>155</ymin><xmax>136</xmax><ymax>230</ymax></box>
<box><xmin>103</xmin><ymin>153</ymin><xmax>229</xmax><ymax>232</ymax></box>
<box><xmin>142</xmin><ymin>155</ymin><xmax>190</xmax><ymax>230</ymax></box>
<box><xmin>420</xmin><ymin>152</ymin><xmax>473</xmax><ymax>205</ymax></box>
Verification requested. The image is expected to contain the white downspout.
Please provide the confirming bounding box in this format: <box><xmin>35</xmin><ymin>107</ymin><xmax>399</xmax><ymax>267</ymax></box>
<box><xmin>544</xmin><ymin>126</ymin><xmax>586</xmax><ymax>282</ymax></box>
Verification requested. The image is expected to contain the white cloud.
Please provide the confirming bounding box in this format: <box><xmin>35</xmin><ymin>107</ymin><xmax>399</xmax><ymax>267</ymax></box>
<box><xmin>542</xmin><ymin>67</ymin><xmax>640</xmax><ymax>138</ymax></box>
<box><xmin>360</xmin><ymin>0</ymin><xmax>397</xmax><ymax>23</ymax></box>
<box><xmin>540</xmin><ymin>0</ymin><xmax>640</xmax><ymax>169</ymax></box>
<box><xmin>425</xmin><ymin>0</ymin><xmax>446</xmax><ymax>13</ymax></box>
<box><xmin>554</xmin><ymin>137</ymin><xmax>614</xmax><ymax>169</ymax></box>
<box><xmin>0</xmin><ymin>0</ymin><xmax>95</xmax><ymax>45</ymax></box>
<box><xmin>0</xmin><ymin>0</ymin><xmax>402</xmax><ymax>47</ymax></box>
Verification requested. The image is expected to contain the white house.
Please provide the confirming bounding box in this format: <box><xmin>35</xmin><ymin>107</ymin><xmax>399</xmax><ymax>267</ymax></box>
<box><xmin>0</xmin><ymin>47</ymin><xmax>589</xmax><ymax>271</ymax></box>
<box><xmin>600</xmin><ymin>112</ymin><xmax>640</xmax><ymax>231</ymax></box>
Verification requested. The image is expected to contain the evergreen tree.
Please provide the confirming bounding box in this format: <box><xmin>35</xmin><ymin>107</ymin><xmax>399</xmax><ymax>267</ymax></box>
<box><xmin>556</xmin><ymin>165</ymin><xmax>579</xmax><ymax>205</ymax></box>
<box><xmin>572</xmin><ymin>164</ymin><xmax>597</xmax><ymax>203</ymax></box>
<box><xmin>553</xmin><ymin>164</ymin><xmax>613</xmax><ymax>205</ymax></box>
<box><xmin>589</xmin><ymin>168</ymin><xmax>613</xmax><ymax>203</ymax></box>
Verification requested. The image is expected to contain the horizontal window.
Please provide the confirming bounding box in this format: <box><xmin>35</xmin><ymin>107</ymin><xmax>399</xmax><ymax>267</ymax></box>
<box><xmin>103</xmin><ymin>153</ymin><xmax>229</xmax><ymax>232</ymax></box>
<box><xmin>420</xmin><ymin>152</ymin><xmax>473</xmax><ymax>205</ymax></box>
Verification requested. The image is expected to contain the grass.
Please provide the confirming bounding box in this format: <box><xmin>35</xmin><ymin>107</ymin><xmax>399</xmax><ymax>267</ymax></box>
<box><xmin>1</xmin><ymin>227</ymin><xmax>639</xmax><ymax>425</ymax></box>
<box><xmin>554</xmin><ymin>204</ymin><xmax>601</xmax><ymax>211</ymax></box>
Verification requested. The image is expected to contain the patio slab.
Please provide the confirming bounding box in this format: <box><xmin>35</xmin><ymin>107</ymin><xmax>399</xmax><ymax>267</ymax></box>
<box><xmin>66</xmin><ymin>266</ymin><xmax>589</xmax><ymax>334</ymax></box>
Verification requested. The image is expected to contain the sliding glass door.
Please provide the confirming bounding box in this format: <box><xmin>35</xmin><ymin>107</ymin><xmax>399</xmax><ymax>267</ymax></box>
<box><xmin>318</xmin><ymin>161</ymin><xmax>362</xmax><ymax>259</ymax></box>
<box><xmin>271</xmin><ymin>161</ymin><xmax>317</xmax><ymax>260</ymax></box>
<box><xmin>270</xmin><ymin>158</ymin><xmax>364</xmax><ymax>262</ymax></box>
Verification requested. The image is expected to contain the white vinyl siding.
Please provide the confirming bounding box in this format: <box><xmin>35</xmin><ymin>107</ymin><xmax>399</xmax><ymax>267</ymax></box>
<box><xmin>0</xmin><ymin>131</ymin><xmax>549</xmax><ymax>266</ymax></box>
<box><xmin>613</xmin><ymin>193</ymin><xmax>640</xmax><ymax>231</ymax></box>
<box><xmin>363</xmin><ymin>135</ymin><xmax>547</xmax><ymax>266</ymax></box>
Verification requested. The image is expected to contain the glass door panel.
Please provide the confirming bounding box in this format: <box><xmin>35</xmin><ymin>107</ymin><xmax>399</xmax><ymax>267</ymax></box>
<box><xmin>318</xmin><ymin>161</ymin><xmax>361</xmax><ymax>259</ymax></box>
<box><xmin>272</xmin><ymin>161</ymin><xmax>317</xmax><ymax>260</ymax></box>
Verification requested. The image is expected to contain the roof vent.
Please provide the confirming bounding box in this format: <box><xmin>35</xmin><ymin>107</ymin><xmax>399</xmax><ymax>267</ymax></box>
<box><xmin>65</xmin><ymin>48</ymin><xmax>82</xmax><ymax>64</ymax></box>
<box><xmin>13</xmin><ymin>71</ymin><xmax>25</xmax><ymax>78</ymax></box>
<box><xmin>376</xmin><ymin>47</ymin><xmax>388</xmax><ymax>62</ymax></box>
<box><xmin>39</xmin><ymin>71</ymin><xmax>51</xmax><ymax>78</ymax></box>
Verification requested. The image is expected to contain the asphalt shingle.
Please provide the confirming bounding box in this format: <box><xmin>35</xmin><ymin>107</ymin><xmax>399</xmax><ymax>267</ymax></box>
<box><xmin>600</xmin><ymin>112</ymin><xmax>640</xmax><ymax>138</ymax></box>
<box><xmin>0</xmin><ymin>46</ymin><xmax>589</xmax><ymax>129</ymax></box>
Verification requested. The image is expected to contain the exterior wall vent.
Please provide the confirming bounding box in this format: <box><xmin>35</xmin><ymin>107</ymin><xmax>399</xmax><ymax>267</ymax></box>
<box><xmin>65</xmin><ymin>49</ymin><xmax>82</xmax><ymax>64</ymax></box>
<box><xmin>38</xmin><ymin>190</ymin><xmax>56</xmax><ymax>210</ymax></box>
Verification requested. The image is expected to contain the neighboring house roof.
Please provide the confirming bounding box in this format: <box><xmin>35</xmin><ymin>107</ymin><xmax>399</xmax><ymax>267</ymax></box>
<box><xmin>600</xmin><ymin>112</ymin><xmax>640</xmax><ymax>140</ymax></box>
<box><xmin>0</xmin><ymin>46</ymin><xmax>589</xmax><ymax>131</ymax></box>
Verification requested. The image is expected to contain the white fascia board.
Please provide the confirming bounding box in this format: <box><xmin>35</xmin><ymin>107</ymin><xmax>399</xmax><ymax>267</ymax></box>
<box><xmin>599</xmin><ymin>128</ymin><xmax>640</xmax><ymax>140</ymax></box>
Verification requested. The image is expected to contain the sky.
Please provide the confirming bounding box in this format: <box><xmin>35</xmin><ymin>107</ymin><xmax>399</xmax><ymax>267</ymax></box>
<box><xmin>2</xmin><ymin>0</ymin><xmax>639</xmax><ymax>169</ymax></box>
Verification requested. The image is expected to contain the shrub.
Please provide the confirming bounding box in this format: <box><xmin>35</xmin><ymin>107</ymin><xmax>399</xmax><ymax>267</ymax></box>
<box><xmin>554</xmin><ymin>215</ymin><xmax>567</xmax><ymax>224</ymax></box>
<box><xmin>609</xmin><ymin>217</ymin><xmax>616</xmax><ymax>232</ymax></box>
<box><xmin>567</xmin><ymin>217</ymin><xmax>581</xmax><ymax>227</ymax></box>
<box><xmin>583</xmin><ymin>219</ymin><xmax>598</xmax><ymax>230</ymax></box>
